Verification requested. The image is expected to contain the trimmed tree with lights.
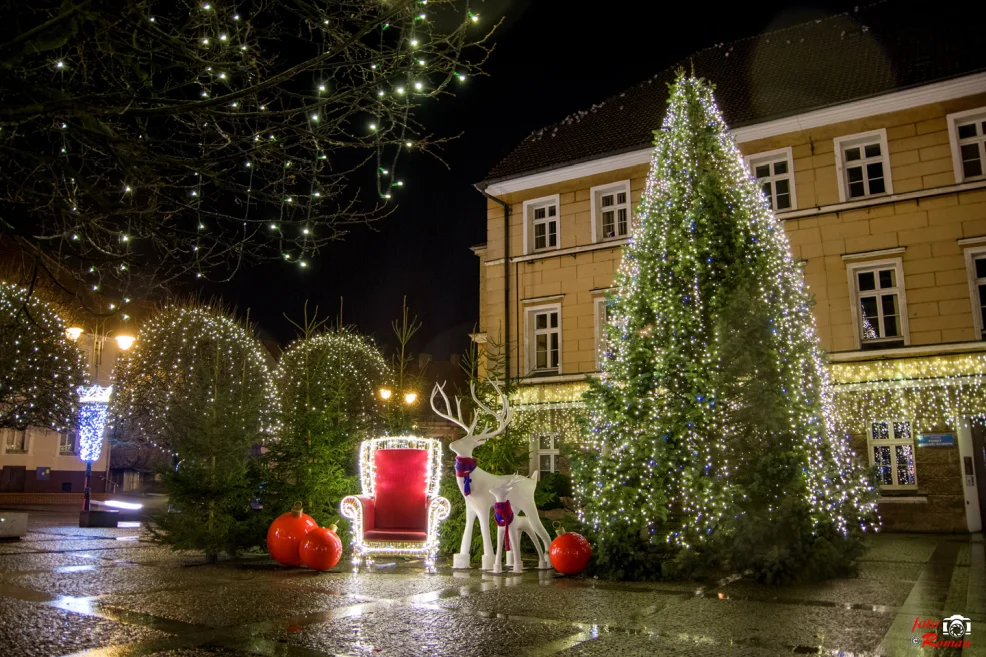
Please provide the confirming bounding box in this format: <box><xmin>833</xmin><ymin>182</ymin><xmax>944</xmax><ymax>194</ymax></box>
<box><xmin>265</xmin><ymin>309</ymin><xmax>389</xmax><ymax>528</ymax></box>
<box><xmin>112</xmin><ymin>304</ymin><xmax>270</xmax><ymax>562</ymax></box>
<box><xmin>573</xmin><ymin>75</ymin><xmax>878</xmax><ymax>583</ymax></box>
<box><xmin>0</xmin><ymin>281</ymin><xmax>86</xmax><ymax>431</ymax></box>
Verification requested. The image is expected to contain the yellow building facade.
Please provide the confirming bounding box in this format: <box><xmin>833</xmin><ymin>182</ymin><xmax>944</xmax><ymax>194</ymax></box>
<box><xmin>474</xmin><ymin>11</ymin><xmax>986</xmax><ymax>533</ymax></box>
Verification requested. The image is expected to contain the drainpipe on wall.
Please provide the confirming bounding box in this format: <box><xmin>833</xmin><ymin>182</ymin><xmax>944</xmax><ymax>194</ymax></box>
<box><xmin>475</xmin><ymin>184</ymin><xmax>510</xmax><ymax>391</ymax></box>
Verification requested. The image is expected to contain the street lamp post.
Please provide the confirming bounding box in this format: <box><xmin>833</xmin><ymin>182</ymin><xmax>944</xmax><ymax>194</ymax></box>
<box><xmin>65</xmin><ymin>328</ymin><xmax>136</xmax><ymax>516</ymax></box>
<box><xmin>77</xmin><ymin>385</ymin><xmax>113</xmax><ymax>512</ymax></box>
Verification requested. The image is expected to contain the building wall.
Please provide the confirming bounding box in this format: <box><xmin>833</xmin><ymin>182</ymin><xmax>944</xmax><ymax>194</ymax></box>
<box><xmin>480</xmin><ymin>92</ymin><xmax>986</xmax><ymax>376</ymax></box>
<box><xmin>849</xmin><ymin>421</ymin><xmax>969</xmax><ymax>533</ymax></box>
<box><xmin>0</xmin><ymin>427</ymin><xmax>108</xmax><ymax>493</ymax></box>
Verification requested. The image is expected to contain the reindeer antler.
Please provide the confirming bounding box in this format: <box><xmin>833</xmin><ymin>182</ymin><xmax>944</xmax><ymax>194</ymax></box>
<box><xmin>471</xmin><ymin>379</ymin><xmax>512</xmax><ymax>442</ymax></box>
<box><xmin>430</xmin><ymin>382</ymin><xmax>479</xmax><ymax>434</ymax></box>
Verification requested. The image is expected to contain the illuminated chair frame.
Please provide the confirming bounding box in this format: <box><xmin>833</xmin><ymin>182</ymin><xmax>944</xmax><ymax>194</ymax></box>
<box><xmin>341</xmin><ymin>436</ymin><xmax>450</xmax><ymax>572</ymax></box>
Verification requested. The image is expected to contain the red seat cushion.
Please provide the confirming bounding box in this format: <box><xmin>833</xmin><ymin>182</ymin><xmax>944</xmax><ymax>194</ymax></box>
<box><xmin>373</xmin><ymin>449</ymin><xmax>428</xmax><ymax>531</ymax></box>
<box><xmin>364</xmin><ymin>529</ymin><xmax>428</xmax><ymax>542</ymax></box>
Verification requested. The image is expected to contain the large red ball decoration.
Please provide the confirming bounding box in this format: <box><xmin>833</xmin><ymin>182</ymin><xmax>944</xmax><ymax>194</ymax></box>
<box><xmin>549</xmin><ymin>527</ymin><xmax>592</xmax><ymax>575</ymax></box>
<box><xmin>267</xmin><ymin>503</ymin><xmax>318</xmax><ymax>567</ymax></box>
<box><xmin>300</xmin><ymin>524</ymin><xmax>343</xmax><ymax>571</ymax></box>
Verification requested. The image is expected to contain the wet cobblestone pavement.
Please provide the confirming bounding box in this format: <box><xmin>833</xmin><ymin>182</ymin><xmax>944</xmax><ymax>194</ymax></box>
<box><xmin>0</xmin><ymin>511</ymin><xmax>983</xmax><ymax>656</ymax></box>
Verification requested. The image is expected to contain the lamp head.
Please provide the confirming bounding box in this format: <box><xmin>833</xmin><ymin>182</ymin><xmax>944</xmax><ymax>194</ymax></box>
<box><xmin>115</xmin><ymin>335</ymin><xmax>136</xmax><ymax>351</ymax></box>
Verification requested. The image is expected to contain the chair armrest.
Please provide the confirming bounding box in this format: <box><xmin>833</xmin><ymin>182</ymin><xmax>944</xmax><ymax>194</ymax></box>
<box><xmin>341</xmin><ymin>496</ymin><xmax>375</xmax><ymax>536</ymax></box>
<box><xmin>426</xmin><ymin>496</ymin><xmax>451</xmax><ymax>544</ymax></box>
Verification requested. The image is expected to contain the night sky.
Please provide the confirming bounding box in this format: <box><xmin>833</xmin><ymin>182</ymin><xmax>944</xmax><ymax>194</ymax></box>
<box><xmin>219</xmin><ymin>0</ymin><xmax>862</xmax><ymax>358</ymax></box>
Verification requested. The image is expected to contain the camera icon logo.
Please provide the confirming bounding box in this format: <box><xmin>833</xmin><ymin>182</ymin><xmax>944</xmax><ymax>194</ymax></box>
<box><xmin>943</xmin><ymin>615</ymin><xmax>972</xmax><ymax>639</ymax></box>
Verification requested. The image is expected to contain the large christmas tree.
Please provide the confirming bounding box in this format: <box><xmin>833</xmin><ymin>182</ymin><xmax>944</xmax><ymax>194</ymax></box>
<box><xmin>574</xmin><ymin>75</ymin><xmax>878</xmax><ymax>582</ymax></box>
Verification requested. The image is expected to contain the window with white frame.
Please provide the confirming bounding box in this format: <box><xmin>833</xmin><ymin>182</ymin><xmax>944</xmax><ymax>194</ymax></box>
<box><xmin>591</xmin><ymin>181</ymin><xmax>630</xmax><ymax>241</ymax></box>
<box><xmin>526</xmin><ymin>305</ymin><xmax>561</xmax><ymax>374</ymax></box>
<box><xmin>868</xmin><ymin>420</ymin><xmax>917</xmax><ymax>489</ymax></box>
<box><xmin>835</xmin><ymin>130</ymin><xmax>892</xmax><ymax>201</ymax></box>
<box><xmin>3</xmin><ymin>429</ymin><xmax>27</xmax><ymax>453</ymax></box>
<box><xmin>524</xmin><ymin>196</ymin><xmax>560</xmax><ymax>253</ymax></box>
<box><xmin>594</xmin><ymin>297</ymin><xmax>610</xmax><ymax>370</ymax></box>
<box><xmin>747</xmin><ymin>148</ymin><xmax>796</xmax><ymax>212</ymax></box>
<box><xmin>848</xmin><ymin>260</ymin><xmax>908</xmax><ymax>349</ymax></box>
<box><xmin>532</xmin><ymin>433</ymin><xmax>560</xmax><ymax>475</ymax></box>
<box><xmin>964</xmin><ymin>246</ymin><xmax>986</xmax><ymax>339</ymax></box>
<box><xmin>59</xmin><ymin>430</ymin><xmax>77</xmax><ymax>455</ymax></box>
<box><xmin>948</xmin><ymin>108</ymin><xmax>986</xmax><ymax>182</ymax></box>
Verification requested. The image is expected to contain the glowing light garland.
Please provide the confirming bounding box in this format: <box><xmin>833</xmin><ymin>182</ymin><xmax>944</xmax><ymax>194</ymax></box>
<box><xmin>829</xmin><ymin>352</ymin><xmax>986</xmax><ymax>430</ymax></box>
<box><xmin>16</xmin><ymin>1</ymin><xmax>492</xmax><ymax>293</ymax></box>
<box><xmin>510</xmin><ymin>349</ymin><xmax>986</xmax><ymax>454</ymax></box>
<box><xmin>77</xmin><ymin>385</ymin><xmax>112</xmax><ymax>462</ymax></box>
<box><xmin>572</xmin><ymin>76</ymin><xmax>879</xmax><ymax>561</ymax></box>
<box><xmin>268</xmin><ymin>330</ymin><xmax>389</xmax><ymax>444</ymax></box>
<box><xmin>341</xmin><ymin>436</ymin><xmax>450</xmax><ymax>572</ymax></box>
<box><xmin>111</xmin><ymin>305</ymin><xmax>269</xmax><ymax>456</ymax></box>
<box><xmin>0</xmin><ymin>281</ymin><xmax>86</xmax><ymax>431</ymax></box>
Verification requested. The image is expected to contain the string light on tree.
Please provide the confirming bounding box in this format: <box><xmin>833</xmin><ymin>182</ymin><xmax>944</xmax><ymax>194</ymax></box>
<box><xmin>2</xmin><ymin>1</ymin><xmax>494</xmax><ymax>309</ymax></box>
<box><xmin>0</xmin><ymin>281</ymin><xmax>87</xmax><ymax>432</ymax></box>
<box><xmin>572</xmin><ymin>75</ymin><xmax>878</xmax><ymax>582</ymax></box>
<box><xmin>111</xmin><ymin>304</ymin><xmax>271</xmax><ymax>561</ymax></box>
<box><xmin>266</xmin><ymin>313</ymin><xmax>389</xmax><ymax>527</ymax></box>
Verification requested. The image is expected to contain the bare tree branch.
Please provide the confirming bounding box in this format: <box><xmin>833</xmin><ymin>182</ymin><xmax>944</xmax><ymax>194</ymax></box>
<box><xmin>0</xmin><ymin>0</ymin><xmax>496</xmax><ymax>313</ymax></box>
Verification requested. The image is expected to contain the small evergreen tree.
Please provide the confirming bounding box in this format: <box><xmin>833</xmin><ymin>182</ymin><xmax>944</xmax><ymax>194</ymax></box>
<box><xmin>112</xmin><ymin>304</ymin><xmax>270</xmax><ymax>562</ymax></box>
<box><xmin>573</xmin><ymin>75</ymin><xmax>878</xmax><ymax>582</ymax></box>
<box><xmin>0</xmin><ymin>281</ymin><xmax>86</xmax><ymax>431</ymax></box>
<box><xmin>383</xmin><ymin>297</ymin><xmax>426</xmax><ymax>436</ymax></box>
<box><xmin>266</xmin><ymin>308</ymin><xmax>388</xmax><ymax>527</ymax></box>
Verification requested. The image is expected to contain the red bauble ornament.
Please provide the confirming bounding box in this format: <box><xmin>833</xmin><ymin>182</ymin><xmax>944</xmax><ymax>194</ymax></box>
<box><xmin>549</xmin><ymin>526</ymin><xmax>591</xmax><ymax>575</ymax></box>
<box><xmin>267</xmin><ymin>503</ymin><xmax>318</xmax><ymax>567</ymax></box>
<box><xmin>300</xmin><ymin>524</ymin><xmax>343</xmax><ymax>571</ymax></box>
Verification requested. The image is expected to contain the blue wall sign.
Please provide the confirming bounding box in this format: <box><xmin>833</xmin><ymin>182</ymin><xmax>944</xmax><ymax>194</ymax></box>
<box><xmin>36</xmin><ymin>467</ymin><xmax>50</xmax><ymax>480</ymax></box>
<box><xmin>916</xmin><ymin>433</ymin><xmax>955</xmax><ymax>447</ymax></box>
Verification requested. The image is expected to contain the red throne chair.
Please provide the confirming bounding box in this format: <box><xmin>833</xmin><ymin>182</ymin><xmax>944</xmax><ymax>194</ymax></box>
<box><xmin>341</xmin><ymin>437</ymin><xmax>450</xmax><ymax>571</ymax></box>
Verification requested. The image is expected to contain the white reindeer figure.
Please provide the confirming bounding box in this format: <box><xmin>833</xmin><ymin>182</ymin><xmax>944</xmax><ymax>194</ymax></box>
<box><xmin>430</xmin><ymin>380</ymin><xmax>552</xmax><ymax>571</ymax></box>
<box><xmin>490</xmin><ymin>475</ymin><xmax>547</xmax><ymax>574</ymax></box>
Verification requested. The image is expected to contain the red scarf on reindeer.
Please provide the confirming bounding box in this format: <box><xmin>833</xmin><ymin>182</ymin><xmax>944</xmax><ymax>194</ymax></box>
<box><xmin>493</xmin><ymin>500</ymin><xmax>514</xmax><ymax>551</ymax></box>
<box><xmin>455</xmin><ymin>457</ymin><xmax>477</xmax><ymax>495</ymax></box>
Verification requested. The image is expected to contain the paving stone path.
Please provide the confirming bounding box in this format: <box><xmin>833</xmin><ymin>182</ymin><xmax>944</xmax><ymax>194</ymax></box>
<box><xmin>0</xmin><ymin>510</ymin><xmax>983</xmax><ymax>656</ymax></box>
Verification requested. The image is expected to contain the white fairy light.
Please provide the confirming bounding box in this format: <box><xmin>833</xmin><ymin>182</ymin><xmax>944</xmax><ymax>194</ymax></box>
<box><xmin>78</xmin><ymin>385</ymin><xmax>113</xmax><ymax>462</ymax></box>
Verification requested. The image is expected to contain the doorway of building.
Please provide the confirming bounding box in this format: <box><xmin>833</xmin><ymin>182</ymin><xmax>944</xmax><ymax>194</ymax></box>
<box><xmin>0</xmin><ymin>466</ymin><xmax>26</xmax><ymax>492</ymax></box>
